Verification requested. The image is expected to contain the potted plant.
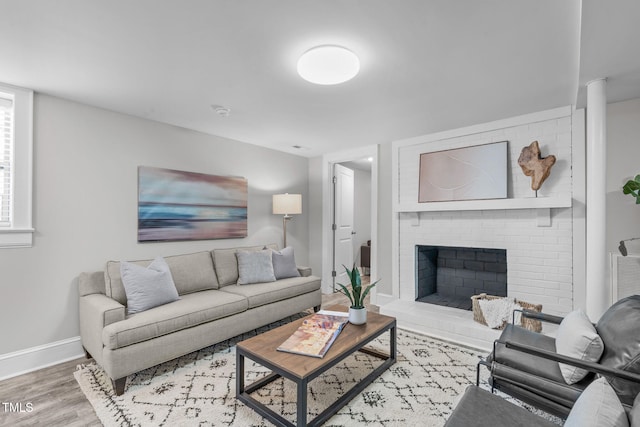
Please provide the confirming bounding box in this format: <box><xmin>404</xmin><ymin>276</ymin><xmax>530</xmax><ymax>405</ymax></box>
<box><xmin>623</xmin><ymin>175</ymin><xmax>640</xmax><ymax>204</ymax></box>
<box><xmin>337</xmin><ymin>264</ymin><xmax>379</xmax><ymax>325</ymax></box>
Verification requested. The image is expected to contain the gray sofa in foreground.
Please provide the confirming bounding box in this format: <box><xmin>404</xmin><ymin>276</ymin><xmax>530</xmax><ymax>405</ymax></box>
<box><xmin>78</xmin><ymin>244</ymin><xmax>322</xmax><ymax>395</ymax></box>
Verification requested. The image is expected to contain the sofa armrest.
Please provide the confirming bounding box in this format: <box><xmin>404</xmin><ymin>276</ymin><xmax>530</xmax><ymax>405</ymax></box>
<box><xmin>297</xmin><ymin>266</ymin><xmax>312</xmax><ymax>277</ymax></box>
<box><xmin>79</xmin><ymin>293</ymin><xmax>125</xmax><ymax>362</ymax></box>
<box><xmin>501</xmin><ymin>340</ymin><xmax>640</xmax><ymax>384</ymax></box>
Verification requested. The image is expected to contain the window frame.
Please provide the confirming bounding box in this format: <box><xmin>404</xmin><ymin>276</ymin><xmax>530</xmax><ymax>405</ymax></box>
<box><xmin>0</xmin><ymin>83</ymin><xmax>33</xmax><ymax>248</ymax></box>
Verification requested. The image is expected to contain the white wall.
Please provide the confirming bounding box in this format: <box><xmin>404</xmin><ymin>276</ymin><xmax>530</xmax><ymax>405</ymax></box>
<box><xmin>606</xmin><ymin>98</ymin><xmax>640</xmax><ymax>256</ymax></box>
<box><xmin>0</xmin><ymin>94</ymin><xmax>310</xmax><ymax>360</ymax></box>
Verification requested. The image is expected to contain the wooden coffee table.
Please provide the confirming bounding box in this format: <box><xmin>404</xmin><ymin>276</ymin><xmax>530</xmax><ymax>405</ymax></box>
<box><xmin>236</xmin><ymin>305</ymin><xmax>397</xmax><ymax>427</ymax></box>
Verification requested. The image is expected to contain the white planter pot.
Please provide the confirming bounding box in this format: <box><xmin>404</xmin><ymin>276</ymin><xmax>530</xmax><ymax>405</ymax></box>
<box><xmin>349</xmin><ymin>307</ymin><xmax>367</xmax><ymax>325</ymax></box>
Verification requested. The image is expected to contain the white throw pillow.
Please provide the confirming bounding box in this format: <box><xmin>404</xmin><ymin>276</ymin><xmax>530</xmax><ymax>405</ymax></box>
<box><xmin>630</xmin><ymin>392</ymin><xmax>640</xmax><ymax>427</ymax></box>
<box><xmin>236</xmin><ymin>249</ymin><xmax>276</xmax><ymax>285</ymax></box>
<box><xmin>556</xmin><ymin>309</ymin><xmax>604</xmax><ymax>384</ymax></box>
<box><xmin>272</xmin><ymin>247</ymin><xmax>301</xmax><ymax>280</ymax></box>
<box><xmin>120</xmin><ymin>257</ymin><xmax>180</xmax><ymax>314</ymax></box>
<box><xmin>565</xmin><ymin>377</ymin><xmax>629</xmax><ymax>427</ymax></box>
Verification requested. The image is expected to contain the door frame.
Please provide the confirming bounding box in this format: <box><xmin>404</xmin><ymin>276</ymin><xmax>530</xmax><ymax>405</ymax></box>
<box><xmin>321</xmin><ymin>145</ymin><xmax>378</xmax><ymax>302</ymax></box>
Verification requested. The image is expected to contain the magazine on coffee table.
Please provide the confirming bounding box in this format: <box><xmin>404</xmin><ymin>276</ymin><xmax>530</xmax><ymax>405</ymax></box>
<box><xmin>277</xmin><ymin>310</ymin><xmax>349</xmax><ymax>358</ymax></box>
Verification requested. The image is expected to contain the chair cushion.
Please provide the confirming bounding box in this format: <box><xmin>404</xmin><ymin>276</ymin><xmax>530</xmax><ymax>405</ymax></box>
<box><xmin>236</xmin><ymin>249</ymin><xmax>276</xmax><ymax>285</ymax></box>
<box><xmin>556</xmin><ymin>309</ymin><xmax>604</xmax><ymax>384</ymax></box>
<box><xmin>492</xmin><ymin>324</ymin><xmax>564</xmax><ymax>382</ymax></box>
<box><xmin>220</xmin><ymin>276</ymin><xmax>321</xmax><ymax>309</ymax></box>
<box><xmin>120</xmin><ymin>257</ymin><xmax>180</xmax><ymax>314</ymax></box>
<box><xmin>564</xmin><ymin>377</ymin><xmax>629</xmax><ymax>427</ymax></box>
<box><xmin>444</xmin><ymin>386</ymin><xmax>558</xmax><ymax>427</ymax></box>
<box><xmin>102</xmin><ymin>290</ymin><xmax>247</xmax><ymax>350</ymax></box>
<box><xmin>491</xmin><ymin>361</ymin><xmax>588</xmax><ymax>410</ymax></box>
<box><xmin>596</xmin><ymin>295</ymin><xmax>640</xmax><ymax>405</ymax></box>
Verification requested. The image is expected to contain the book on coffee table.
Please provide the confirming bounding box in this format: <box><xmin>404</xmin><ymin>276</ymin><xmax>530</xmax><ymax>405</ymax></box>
<box><xmin>277</xmin><ymin>310</ymin><xmax>349</xmax><ymax>358</ymax></box>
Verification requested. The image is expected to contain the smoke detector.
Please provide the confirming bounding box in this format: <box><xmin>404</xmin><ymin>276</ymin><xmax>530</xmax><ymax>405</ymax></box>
<box><xmin>211</xmin><ymin>105</ymin><xmax>231</xmax><ymax>117</ymax></box>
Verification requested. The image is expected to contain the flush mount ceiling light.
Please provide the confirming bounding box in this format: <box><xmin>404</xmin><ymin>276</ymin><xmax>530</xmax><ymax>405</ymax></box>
<box><xmin>297</xmin><ymin>45</ymin><xmax>360</xmax><ymax>85</ymax></box>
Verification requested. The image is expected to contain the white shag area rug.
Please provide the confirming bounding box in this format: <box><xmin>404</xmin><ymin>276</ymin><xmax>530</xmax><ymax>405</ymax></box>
<box><xmin>75</xmin><ymin>315</ymin><xmax>561</xmax><ymax>426</ymax></box>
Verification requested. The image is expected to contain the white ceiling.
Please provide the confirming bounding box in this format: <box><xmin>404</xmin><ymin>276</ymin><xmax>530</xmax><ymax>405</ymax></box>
<box><xmin>1</xmin><ymin>1</ymin><xmax>638</xmax><ymax>158</ymax></box>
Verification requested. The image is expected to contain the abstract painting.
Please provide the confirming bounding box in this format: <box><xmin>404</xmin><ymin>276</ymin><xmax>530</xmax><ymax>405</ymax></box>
<box><xmin>138</xmin><ymin>166</ymin><xmax>247</xmax><ymax>242</ymax></box>
<box><xmin>418</xmin><ymin>141</ymin><xmax>508</xmax><ymax>202</ymax></box>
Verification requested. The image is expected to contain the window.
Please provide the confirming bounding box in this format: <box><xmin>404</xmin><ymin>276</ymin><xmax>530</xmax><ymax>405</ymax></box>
<box><xmin>0</xmin><ymin>94</ymin><xmax>14</xmax><ymax>225</ymax></box>
<box><xmin>0</xmin><ymin>83</ymin><xmax>33</xmax><ymax>248</ymax></box>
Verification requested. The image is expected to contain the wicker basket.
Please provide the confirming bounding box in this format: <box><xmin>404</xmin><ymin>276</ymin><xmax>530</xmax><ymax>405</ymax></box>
<box><xmin>471</xmin><ymin>293</ymin><xmax>543</xmax><ymax>332</ymax></box>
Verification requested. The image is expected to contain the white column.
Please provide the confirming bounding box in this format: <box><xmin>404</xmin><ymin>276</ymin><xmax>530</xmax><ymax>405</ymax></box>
<box><xmin>585</xmin><ymin>78</ymin><xmax>608</xmax><ymax>319</ymax></box>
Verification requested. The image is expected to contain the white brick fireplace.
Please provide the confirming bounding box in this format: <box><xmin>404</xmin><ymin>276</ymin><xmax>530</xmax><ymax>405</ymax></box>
<box><xmin>380</xmin><ymin>106</ymin><xmax>586</xmax><ymax>350</ymax></box>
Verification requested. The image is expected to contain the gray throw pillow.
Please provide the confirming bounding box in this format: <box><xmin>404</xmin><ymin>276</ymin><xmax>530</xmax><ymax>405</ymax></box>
<box><xmin>564</xmin><ymin>377</ymin><xmax>629</xmax><ymax>427</ymax></box>
<box><xmin>236</xmin><ymin>249</ymin><xmax>276</xmax><ymax>285</ymax></box>
<box><xmin>556</xmin><ymin>309</ymin><xmax>604</xmax><ymax>384</ymax></box>
<box><xmin>272</xmin><ymin>247</ymin><xmax>301</xmax><ymax>279</ymax></box>
<box><xmin>120</xmin><ymin>257</ymin><xmax>180</xmax><ymax>314</ymax></box>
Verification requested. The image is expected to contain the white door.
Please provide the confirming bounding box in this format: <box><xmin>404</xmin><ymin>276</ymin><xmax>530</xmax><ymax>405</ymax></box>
<box><xmin>333</xmin><ymin>164</ymin><xmax>355</xmax><ymax>290</ymax></box>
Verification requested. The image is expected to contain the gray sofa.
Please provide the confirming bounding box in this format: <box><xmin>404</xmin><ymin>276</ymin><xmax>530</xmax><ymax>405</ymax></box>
<box><xmin>78</xmin><ymin>244</ymin><xmax>322</xmax><ymax>395</ymax></box>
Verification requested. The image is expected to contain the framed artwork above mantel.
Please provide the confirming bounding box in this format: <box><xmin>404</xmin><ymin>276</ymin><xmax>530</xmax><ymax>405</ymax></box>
<box><xmin>418</xmin><ymin>141</ymin><xmax>508</xmax><ymax>203</ymax></box>
<box><xmin>137</xmin><ymin>166</ymin><xmax>248</xmax><ymax>242</ymax></box>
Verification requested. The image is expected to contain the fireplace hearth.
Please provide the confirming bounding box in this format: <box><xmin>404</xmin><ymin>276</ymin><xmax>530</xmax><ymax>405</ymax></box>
<box><xmin>416</xmin><ymin>245</ymin><xmax>507</xmax><ymax>310</ymax></box>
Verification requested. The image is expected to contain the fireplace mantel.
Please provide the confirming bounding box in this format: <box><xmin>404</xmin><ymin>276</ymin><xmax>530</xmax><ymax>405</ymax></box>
<box><xmin>395</xmin><ymin>194</ymin><xmax>571</xmax><ymax>213</ymax></box>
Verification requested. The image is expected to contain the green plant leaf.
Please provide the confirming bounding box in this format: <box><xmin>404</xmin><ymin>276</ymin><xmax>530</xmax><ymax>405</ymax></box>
<box><xmin>353</xmin><ymin>264</ymin><xmax>361</xmax><ymax>287</ymax></box>
<box><xmin>336</xmin><ymin>283</ymin><xmax>355</xmax><ymax>307</ymax></box>
<box><xmin>622</xmin><ymin>175</ymin><xmax>640</xmax><ymax>201</ymax></box>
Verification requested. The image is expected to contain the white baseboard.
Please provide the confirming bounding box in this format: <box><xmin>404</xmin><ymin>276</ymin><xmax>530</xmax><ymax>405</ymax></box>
<box><xmin>373</xmin><ymin>292</ymin><xmax>396</xmax><ymax>306</ymax></box>
<box><xmin>0</xmin><ymin>336</ymin><xmax>85</xmax><ymax>381</ymax></box>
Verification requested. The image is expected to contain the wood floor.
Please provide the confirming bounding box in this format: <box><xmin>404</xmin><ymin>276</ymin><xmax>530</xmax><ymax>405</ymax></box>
<box><xmin>0</xmin><ymin>282</ymin><xmax>376</xmax><ymax>426</ymax></box>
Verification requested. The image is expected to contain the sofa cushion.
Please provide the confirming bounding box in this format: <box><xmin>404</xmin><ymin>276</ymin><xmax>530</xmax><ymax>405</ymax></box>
<box><xmin>556</xmin><ymin>309</ymin><xmax>604</xmax><ymax>385</ymax></box>
<box><xmin>220</xmin><ymin>275</ymin><xmax>321</xmax><ymax>309</ymax></box>
<box><xmin>272</xmin><ymin>247</ymin><xmax>301</xmax><ymax>280</ymax></box>
<box><xmin>564</xmin><ymin>377</ymin><xmax>629</xmax><ymax>427</ymax></box>
<box><xmin>102</xmin><ymin>290</ymin><xmax>247</xmax><ymax>350</ymax></box>
<box><xmin>596</xmin><ymin>295</ymin><xmax>640</xmax><ymax>405</ymax></box>
<box><xmin>120</xmin><ymin>257</ymin><xmax>180</xmax><ymax>314</ymax></box>
<box><xmin>236</xmin><ymin>249</ymin><xmax>276</xmax><ymax>284</ymax></box>
<box><xmin>105</xmin><ymin>251</ymin><xmax>219</xmax><ymax>305</ymax></box>
<box><xmin>212</xmin><ymin>244</ymin><xmax>278</xmax><ymax>287</ymax></box>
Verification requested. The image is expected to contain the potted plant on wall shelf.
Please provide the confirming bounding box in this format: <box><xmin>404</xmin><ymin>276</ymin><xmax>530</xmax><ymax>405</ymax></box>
<box><xmin>620</xmin><ymin>175</ymin><xmax>640</xmax><ymax>256</ymax></box>
<box><xmin>337</xmin><ymin>264</ymin><xmax>379</xmax><ymax>325</ymax></box>
<box><xmin>623</xmin><ymin>175</ymin><xmax>640</xmax><ymax>204</ymax></box>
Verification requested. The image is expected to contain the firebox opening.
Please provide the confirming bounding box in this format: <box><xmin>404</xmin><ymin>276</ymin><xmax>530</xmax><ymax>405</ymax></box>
<box><xmin>415</xmin><ymin>245</ymin><xmax>507</xmax><ymax>310</ymax></box>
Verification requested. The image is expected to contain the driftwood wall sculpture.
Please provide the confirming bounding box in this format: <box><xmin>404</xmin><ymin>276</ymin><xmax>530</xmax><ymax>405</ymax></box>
<box><xmin>518</xmin><ymin>141</ymin><xmax>556</xmax><ymax>191</ymax></box>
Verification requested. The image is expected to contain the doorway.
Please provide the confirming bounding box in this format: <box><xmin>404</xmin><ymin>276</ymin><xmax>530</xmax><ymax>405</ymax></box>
<box><xmin>318</xmin><ymin>145</ymin><xmax>378</xmax><ymax>300</ymax></box>
<box><xmin>332</xmin><ymin>158</ymin><xmax>374</xmax><ymax>292</ymax></box>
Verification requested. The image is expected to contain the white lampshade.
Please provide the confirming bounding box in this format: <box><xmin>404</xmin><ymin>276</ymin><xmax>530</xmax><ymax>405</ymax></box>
<box><xmin>272</xmin><ymin>193</ymin><xmax>302</xmax><ymax>215</ymax></box>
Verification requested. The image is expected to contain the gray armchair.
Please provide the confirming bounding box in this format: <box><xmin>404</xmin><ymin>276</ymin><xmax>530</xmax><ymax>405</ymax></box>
<box><xmin>483</xmin><ymin>295</ymin><xmax>640</xmax><ymax>417</ymax></box>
